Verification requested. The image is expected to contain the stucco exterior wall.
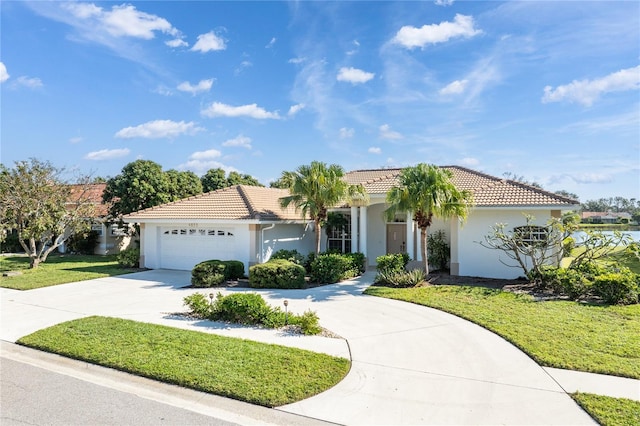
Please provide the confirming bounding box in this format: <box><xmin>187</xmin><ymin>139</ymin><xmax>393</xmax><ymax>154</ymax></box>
<box><xmin>259</xmin><ymin>223</ymin><xmax>315</xmax><ymax>263</ymax></box>
<box><xmin>454</xmin><ymin>208</ymin><xmax>556</xmax><ymax>279</ymax></box>
<box><xmin>365</xmin><ymin>203</ymin><xmax>387</xmax><ymax>266</ymax></box>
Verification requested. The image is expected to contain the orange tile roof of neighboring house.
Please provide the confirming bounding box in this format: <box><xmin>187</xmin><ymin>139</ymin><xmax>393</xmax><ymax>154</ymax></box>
<box><xmin>124</xmin><ymin>185</ymin><xmax>306</xmax><ymax>221</ymax></box>
<box><xmin>67</xmin><ymin>183</ymin><xmax>109</xmax><ymax>217</ymax></box>
<box><xmin>344</xmin><ymin>166</ymin><xmax>579</xmax><ymax>207</ymax></box>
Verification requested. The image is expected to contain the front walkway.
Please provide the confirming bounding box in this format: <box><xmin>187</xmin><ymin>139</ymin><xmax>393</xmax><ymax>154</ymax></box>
<box><xmin>1</xmin><ymin>270</ymin><xmax>634</xmax><ymax>424</ymax></box>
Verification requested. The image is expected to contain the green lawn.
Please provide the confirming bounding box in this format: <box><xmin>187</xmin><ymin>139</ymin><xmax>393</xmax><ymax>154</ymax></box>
<box><xmin>0</xmin><ymin>254</ymin><xmax>138</xmax><ymax>290</ymax></box>
<box><xmin>364</xmin><ymin>285</ymin><xmax>640</xmax><ymax>379</ymax></box>
<box><xmin>17</xmin><ymin>316</ymin><xmax>350</xmax><ymax>407</ymax></box>
<box><xmin>572</xmin><ymin>393</ymin><xmax>640</xmax><ymax>426</ymax></box>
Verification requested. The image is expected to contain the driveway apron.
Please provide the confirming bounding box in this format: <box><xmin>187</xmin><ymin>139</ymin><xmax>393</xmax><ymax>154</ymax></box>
<box><xmin>1</xmin><ymin>270</ymin><xmax>595</xmax><ymax>425</ymax></box>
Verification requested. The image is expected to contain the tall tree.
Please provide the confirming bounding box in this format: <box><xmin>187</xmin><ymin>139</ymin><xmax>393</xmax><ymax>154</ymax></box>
<box><xmin>201</xmin><ymin>168</ymin><xmax>228</xmax><ymax>192</ymax></box>
<box><xmin>226</xmin><ymin>171</ymin><xmax>263</xmax><ymax>187</ymax></box>
<box><xmin>0</xmin><ymin>159</ymin><xmax>96</xmax><ymax>268</ymax></box>
<box><xmin>279</xmin><ymin>161</ymin><xmax>368</xmax><ymax>254</ymax></box>
<box><xmin>103</xmin><ymin>160</ymin><xmax>171</xmax><ymax>218</ymax></box>
<box><xmin>385</xmin><ymin>164</ymin><xmax>473</xmax><ymax>275</ymax></box>
<box><xmin>166</xmin><ymin>169</ymin><xmax>203</xmax><ymax>200</ymax></box>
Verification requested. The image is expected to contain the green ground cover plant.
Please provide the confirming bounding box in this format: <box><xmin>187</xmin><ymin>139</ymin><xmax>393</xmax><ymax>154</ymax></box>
<box><xmin>0</xmin><ymin>254</ymin><xmax>138</xmax><ymax>290</ymax></box>
<box><xmin>17</xmin><ymin>316</ymin><xmax>350</xmax><ymax>407</ymax></box>
<box><xmin>572</xmin><ymin>393</ymin><xmax>640</xmax><ymax>426</ymax></box>
<box><xmin>364</xmin><ymin>285</ymin><xmax>640</xmax><ymax>379</ymax></box>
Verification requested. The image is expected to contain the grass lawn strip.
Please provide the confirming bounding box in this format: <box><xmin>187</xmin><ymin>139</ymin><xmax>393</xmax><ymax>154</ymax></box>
<box><xmin>364</xmin><ymin>285</ymin><xmax>640</xmax><ymax>379</ymax></box>
<box><xmin>572</xmin><ymin>392</ymin><xmax>640</xmax><ymax>426</ymax></box>
<box><xmin>0</xmin><ymin>254</ymin><xmax>138</xmax><ymax>290</ymax></box>
<box><xmin>17</xmin><ymin>316</ymin><xmax>350</xmax><ymax>407</ymax></box>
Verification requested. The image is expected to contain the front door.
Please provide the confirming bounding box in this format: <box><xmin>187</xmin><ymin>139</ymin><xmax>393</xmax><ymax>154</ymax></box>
<box><xmin>386</xmin><ymin>224</ymin><xmax>406</xmax><ymax>254</ymax></box>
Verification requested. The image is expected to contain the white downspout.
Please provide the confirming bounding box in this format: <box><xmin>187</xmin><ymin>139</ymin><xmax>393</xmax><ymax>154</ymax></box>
<box><xmin>260</xmin><ymin>223</ymin><xmax>275</xmax><ymax>263</ymax></box>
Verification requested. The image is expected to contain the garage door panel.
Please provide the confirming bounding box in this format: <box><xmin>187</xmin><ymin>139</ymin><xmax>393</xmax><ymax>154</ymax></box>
<box><xmin>160</xmin><ymin>227</ymin><xmax>236</xmax><ymax>270</ymax></box>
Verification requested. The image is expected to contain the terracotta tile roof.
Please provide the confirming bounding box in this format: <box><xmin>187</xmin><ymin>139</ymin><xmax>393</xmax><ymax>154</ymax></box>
<box><xmin>344</xmin><ymin>166</ymin><xmax>579</xmax><ymax>207</ymax></box>
<box><xmin>67</xmin><ymin>183</ymin><xmax>109</xmax><ymax>216</ymax></box>
<box><xmin>124</xmin><ymin>185</ymin><xmax>306</xmax><ymax>221</ymax></box>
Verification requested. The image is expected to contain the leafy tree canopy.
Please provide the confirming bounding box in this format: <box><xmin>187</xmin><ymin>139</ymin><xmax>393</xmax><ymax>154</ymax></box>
<box><xmin>201</xmin><ymin>168</ymin><xmax>263</xmax><ymax>192</ymax></box>
<box><xmin>0</xmin><ymin>159</ymin><xmax>95</xmax><ymax>268</ymax></box>
<box><xmin>166</xmin><ymin>169</ymin><xmax>203</xmax><ymax>200</ymax></box>
<box><xmin>103</xmin><ymin>160</ymin><xmax>173</xmax><ymax>218</ymax></box>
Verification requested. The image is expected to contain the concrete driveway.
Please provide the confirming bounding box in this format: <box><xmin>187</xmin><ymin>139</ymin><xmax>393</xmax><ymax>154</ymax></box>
<box><xmin>1</xmin><ymin>269</ymin><xmax>596</xmax><ymax>425</ymax></box>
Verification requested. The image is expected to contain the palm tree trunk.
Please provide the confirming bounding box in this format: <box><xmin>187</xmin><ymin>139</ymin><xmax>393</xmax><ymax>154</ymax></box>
<box><xmin>315</xmin><ymin>219</ymin><xmax>322</xmax><ymax>254</ymax></box>
<box><xmin>421</xmin><ymin>226</ymin><xmax>429</xmax><ymax>275</ymax></box>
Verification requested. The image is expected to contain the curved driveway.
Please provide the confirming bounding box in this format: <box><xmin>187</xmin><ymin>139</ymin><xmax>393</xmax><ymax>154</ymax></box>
<box><xmin>1</xmin><ymin>270</ymin><xmax>595</xmax><ymax>425</ymax></box>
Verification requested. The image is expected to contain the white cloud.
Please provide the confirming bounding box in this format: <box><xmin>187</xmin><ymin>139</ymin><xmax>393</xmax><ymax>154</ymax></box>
<box><xmin>222</xmin><ymin>135</ymin><xmax>252</xmax><ymax>149</ymax></box>
<box><xmin>85</xmin><ymin>148</ymin><xmax>130</xmax><ymax>160</ymax></box>
<box><xmin>393</xmin><ymin>14</ymin><xmax>481</xmax><ymax>49</ymax></box>
<box><xmin>153</xmin><ymin>85</ymin><xmax>173</xmax><ymax>96</ymax></box>
<box><xmin>166</xmin><ymin>38</ymin><xmax>188</xmax><ymax>48</ymax></box>
<box><xmin>379</xmin><ymin>124</ymin><xmax>403</xmax><ymax>140</ymax></box>
<box><xmin>115</xmin><ymin>120</ymin><xmax>204</xmax><ymax>139</ymax></box>
<box><xmin>460</xmin><ymin>157</ymin><xmax>480</xmax><ymax>167</ymax></box>
<box><xmin>568</xmin><ymin>173</ymin><xmax>614</xmax><ymax>184</ymax></box>
<box><xmin>0</xmin><ymin>62</ymin><xmax>9</xmax><ymax>83</ymax></box>
<box><xmin>179</xmin><ymin>149</ymin><xmax>237</xmax><ymax>175</ymax></box>
<box><xmin>434</xmin><ymin>0</ymin><xmax>455</xmax><ymax>5</ymax></box>
<box><xmin>339</xmin><ymin>127</ymin><xmax>355</xmax><ymax>139</ymax></box>
<box><xmin>177</xmin><ymin>79</ymin><xmax>214</xmax><ymax>95</ymax></box>
<box><xmin>265</xmin><ymin>37</ymin><xmax>276</xmax><ymax>48</ymax></box>
<box><xmin>69</xmin><ymin>136</ymin><xmax>83</xmax><ymax>144</ymax></box>
<box><xmin>63</xmin><ymin>3</ymin><xmax>177</xmax><ymax>40</ymax></box>
<box><xmin>191</xmin><ymin>31</ymin><xmax>226</xmax><ymax>52</ymax></box>
<box><xmin>440</xmin><ymin>79</ymin><xmax>468</xmax><ymax>95</ymax></box>
<box><xmin>368</xmin><ymin>147</ymin><xmax>382</xmax><ymax>154</ymax></box>
<box><xmin>288</xmin><ymin>57</ymin><xmax>306</xmax><ymax>64</ymax></box>
<box><xmin>288</xmin><ymin>103</ymin><xmax>305</xmax><ymax>116</ymax></box>
<box><xmin>189</xmin><ymin>148</ymin><xmax>222</xmax><ymax>160</ymax></box>
<box><xmin>234</xmin><ymin>60</ymin><xmax>253</xmax><ymax>75</ymax></box>
<box><xmin>542</xmin><ymin>65</ymin><xmax>640</xmax><ymax>107</ymax></box>
<box><xmin>336</xmin><ymin>67</ymin><xmax>375</xmax><ymax>84</ymax></box>
<box><xmin>14</xmin><ymin>76</ymin><xmax>43</xmax><ymax>89</ymax></box>
<box><xmin>201</xmin><ymin>102</ymin><xmax>281</xmax><ymax>119</ymax></box>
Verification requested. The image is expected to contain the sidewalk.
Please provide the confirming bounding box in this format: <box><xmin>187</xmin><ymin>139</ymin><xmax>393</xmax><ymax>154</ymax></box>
<box><xmin>1</xmin><ymin>269</ymin><xmax>638</xmax><ymax>424</ymax></box>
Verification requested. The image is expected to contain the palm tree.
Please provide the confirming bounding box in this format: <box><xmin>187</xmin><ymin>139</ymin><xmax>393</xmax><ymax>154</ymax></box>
<box><xmin>279</xmin><ymin>161</ymin><xmax>368</xmax><ymax>254</ymax></box>
<box><xmin>385</xmin><ymin>164</ymin><xmax>473</xmax><ymax>275</ymax></box>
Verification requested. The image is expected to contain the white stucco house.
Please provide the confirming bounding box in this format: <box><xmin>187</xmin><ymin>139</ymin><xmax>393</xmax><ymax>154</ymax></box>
<box><xmin>123</xmin><ymin>166</ymin><xmax>579</xmax><ymax>279</ymax></box>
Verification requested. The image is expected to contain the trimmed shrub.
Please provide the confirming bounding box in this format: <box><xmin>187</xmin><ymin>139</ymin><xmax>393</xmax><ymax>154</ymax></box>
<box><xmin>222</xmin><ymin>260</ymin><xmax>245</xmax><ymax>280</ymax></box>
<box><xmin>533</xmin><ymin>266</ymin><xmax>590</xmax><ymax>299</ymax></box>
<box><xmin>376</xmin><ymin>253</ymin><xmax>410</xmax><ymax>275</ymax></box>
<box><xmin>592</xmin><ymin>269</ymin><xmax>639</xmax><ymax>305</ymax></box>
<box><xmin>116</xmin><ymin>247</ymin><xmax>139</xmax><ymax>268</ymax></box>
<box><xmin>192</xmin><ymin>260</ymin><xmax>246</xmax><ymax>287</ymax></box>
<box><xmin>249</xmin><ymin>259</ymin><xmax>306</xmax><ymax>289</ymax></box>
<box><xmin>270</xmin><ymin>249</ymin><xmax>305</xmax><ymax>265</ymax></box>
<box><xmin>191</xmin><ymin>260</ymin><xmax>227</xmax><ymax>288</ymax></box>
<box><xmin>343</xmin><ymin>252</ymin><xmax>366</xmax><ymax>275</ymax></box>
<box><xmin>310</xmin><ymin>253</ymin><xmax>357</xmax><ymax>284</ymax></box>
<box><xmin>214</xmin><ymin>293</ymin><xmax>271</xmax><ymax>325</ymax></box>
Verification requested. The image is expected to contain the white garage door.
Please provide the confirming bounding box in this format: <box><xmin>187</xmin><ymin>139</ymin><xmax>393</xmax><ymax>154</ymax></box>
<box><xmin>160</xmin><ymin>227</ymin><xmax>236</xmax><ymax>270</ymax></box>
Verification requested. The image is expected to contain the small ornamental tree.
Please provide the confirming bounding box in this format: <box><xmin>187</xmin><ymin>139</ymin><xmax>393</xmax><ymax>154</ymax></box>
<box><xmin>0</xmin><ymin>159</ymin><xmax>96</xmax><ymax>268</ymax></box>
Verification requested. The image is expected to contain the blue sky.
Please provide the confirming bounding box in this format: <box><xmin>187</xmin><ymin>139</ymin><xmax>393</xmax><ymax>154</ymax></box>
<box><xmin>1</xmin><ymin>1</ymin><xmax>638</xmax><ymax>202</ymax></box>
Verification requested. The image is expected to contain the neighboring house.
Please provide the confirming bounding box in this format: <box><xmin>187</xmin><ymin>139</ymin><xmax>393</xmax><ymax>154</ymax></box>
<box><xmin>124</xmin><ymin>166</ymin><xmax>579</xmax><ymax>279</ymax></box>
<box><xmin>581</xmin><ymin>211</ymin><xmax>632</xmax><ymax>224</ymax></box>
<box><xmin>60</xmin><ymin>183</ymin><xmax>133</xmax><ymax>255</ymax></box>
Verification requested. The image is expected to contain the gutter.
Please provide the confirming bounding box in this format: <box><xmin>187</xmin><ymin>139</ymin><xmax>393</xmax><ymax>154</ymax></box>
<box><xmin>260</xmin><ymin>223</ymin><xmax>276</xmax><ymax>263</ymax></box>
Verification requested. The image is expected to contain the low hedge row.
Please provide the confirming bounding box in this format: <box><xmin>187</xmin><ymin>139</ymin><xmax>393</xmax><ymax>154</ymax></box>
<box><xmin>249</xmin><ymin>259</ymin><xmax>306</xmax><ymax>289</ymax></box>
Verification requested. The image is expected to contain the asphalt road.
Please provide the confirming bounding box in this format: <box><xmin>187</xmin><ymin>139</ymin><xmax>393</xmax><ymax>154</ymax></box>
<box><xmin>1</xmin><ymin>357</ymin><xmax>238</xmax><ymax>426</ymax></box>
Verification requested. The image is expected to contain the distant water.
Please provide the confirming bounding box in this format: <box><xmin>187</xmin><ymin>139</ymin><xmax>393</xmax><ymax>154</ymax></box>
<box><xmin>572</xmin><ymin>230</ymin><xmax>640</xmax><ymax>244</ymax></box>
